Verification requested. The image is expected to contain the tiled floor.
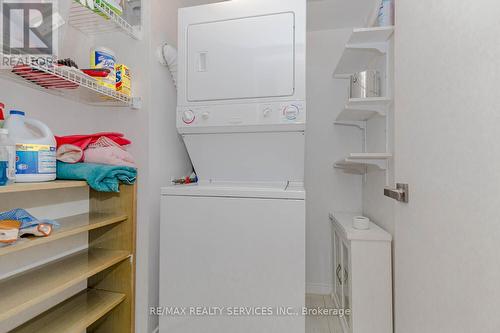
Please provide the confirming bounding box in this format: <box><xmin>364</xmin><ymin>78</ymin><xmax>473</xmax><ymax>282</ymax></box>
<box><xmin>306</xmin><ymin>294</ymin><xmax>342</xmax><ymax>333</ymax></box>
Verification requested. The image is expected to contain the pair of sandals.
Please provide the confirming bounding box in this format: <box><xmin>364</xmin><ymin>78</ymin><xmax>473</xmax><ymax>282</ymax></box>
<box><xmin>0</xmin><ymin>220</ymin><xmax>53</xmax><ymax>244</ymax></box>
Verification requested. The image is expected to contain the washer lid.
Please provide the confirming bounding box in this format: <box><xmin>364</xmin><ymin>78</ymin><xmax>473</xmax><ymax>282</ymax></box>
<box><xmin>161</xmin><ymin>181</ymin><xmax>305</xmax><ymax>199</ymax></box>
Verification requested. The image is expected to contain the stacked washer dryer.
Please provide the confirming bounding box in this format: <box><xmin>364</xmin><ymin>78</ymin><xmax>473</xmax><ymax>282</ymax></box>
<box><xmin>159</xmin><ymin>0</ymin><xmax>306</xmax><ymax>332</ymax></box>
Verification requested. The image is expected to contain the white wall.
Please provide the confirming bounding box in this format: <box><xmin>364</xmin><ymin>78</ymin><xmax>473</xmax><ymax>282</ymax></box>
<box><xmin>306</xmin><ymin>28</ymin><xmax>363</xmax><ymax>294</ymax></box>
<box><xmin>143</xmin><ymin>1</ymin><xmax>223</xmax><ymax>331</ymax></box>
<box><xmin>0</xmin><ymin>2</ymin><xmax>195</xmax><ymax>332</ymax></box>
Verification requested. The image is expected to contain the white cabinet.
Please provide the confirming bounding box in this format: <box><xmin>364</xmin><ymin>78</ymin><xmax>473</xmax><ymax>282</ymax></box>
<box><xmin>330</xmin><ymin>212</ymin><xmax>392</xmax><ymax>333</ymax></box>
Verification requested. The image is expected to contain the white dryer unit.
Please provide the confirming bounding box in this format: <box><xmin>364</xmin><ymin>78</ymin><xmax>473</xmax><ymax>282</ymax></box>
<box><xmin>177</xmin><ymin>0</ymin><xmax>306</xmax><ymax>131</ymax></box>
<box><xmin>176</xmin><ymin>0</ymin><xmax>306</xmax><ymax>183</ymax></box>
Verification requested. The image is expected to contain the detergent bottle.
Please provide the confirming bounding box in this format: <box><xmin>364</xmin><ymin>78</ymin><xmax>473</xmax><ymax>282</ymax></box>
<box><xmin>4</xmin><ymin>111</ymin><xmax>56</xmax><ymax>182</ymax></box>
<box><xmin>0</xmin><ymin>128</ymin><xmax>15</xmax><ymax>185</ymax></box>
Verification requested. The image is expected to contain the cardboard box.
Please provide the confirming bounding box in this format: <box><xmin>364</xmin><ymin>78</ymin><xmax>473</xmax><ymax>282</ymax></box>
<box><xmin>115</xmin><ymin>64</ymin><xmax>131</xmax><ymax>96</ymax></box>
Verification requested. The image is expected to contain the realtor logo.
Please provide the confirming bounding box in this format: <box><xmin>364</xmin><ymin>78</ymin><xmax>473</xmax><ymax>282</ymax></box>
<box><xmin>1</xmin><ymin>0</ymin><xmax>56</xmax><ymax>56</ymax></box>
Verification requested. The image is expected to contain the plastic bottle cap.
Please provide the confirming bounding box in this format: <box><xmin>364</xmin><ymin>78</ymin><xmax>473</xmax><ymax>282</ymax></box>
<box><xmin>0</xmin><ymin>129</ymin><xmax>8</xmax><ymax>134</ymax></box>
<box><xmin>10</xmin><ymin>110</ymin><xmax>25</xmax><ymax>116</ymax></box>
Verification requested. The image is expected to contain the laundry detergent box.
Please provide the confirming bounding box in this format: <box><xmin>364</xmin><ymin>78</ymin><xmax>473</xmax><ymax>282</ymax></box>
<box><xmin>115</xmin><ymin>64</ymin><xmax>131</xmax><ymax>96</ymax></box>
<box><xmin>91</xmin><ymin>47</ymin><xmax>117</xmax><ymax>90</ymax></box>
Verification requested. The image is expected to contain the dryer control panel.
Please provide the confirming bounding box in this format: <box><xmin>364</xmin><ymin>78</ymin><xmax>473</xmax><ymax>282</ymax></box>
<box><xmin>177</xmin><ymin>101</ymin><xmax>306</xmax><ymax>133</ymax></box>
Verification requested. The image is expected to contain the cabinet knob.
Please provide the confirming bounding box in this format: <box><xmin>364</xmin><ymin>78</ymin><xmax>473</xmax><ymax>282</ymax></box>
<box><xmin>336</xmin><ymin>264</ymin><xmax>343</xmax><ymax>285</ymax></box>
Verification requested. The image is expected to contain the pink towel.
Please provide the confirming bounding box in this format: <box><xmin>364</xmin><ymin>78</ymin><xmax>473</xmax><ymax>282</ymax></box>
<box><xmin>83</xmin><ymin>146</ymin><xmax>136</xmax><ymax>168</ymax></box>
<box><xmin>56</xmin><ymin>133</ymin><xmax>131</xmax><ymax>163</ymax></box>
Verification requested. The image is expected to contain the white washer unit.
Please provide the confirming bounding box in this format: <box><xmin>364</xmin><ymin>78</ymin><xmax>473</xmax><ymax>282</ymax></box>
<box><xmin>160</xmin><ymin>183</ymin><xmax>305</xmax><ymax>333</ymax></box>
<box><xmin>160</xmin><ymin>0</ymin><xmax>306</xmax><ymax>332</ymax></box>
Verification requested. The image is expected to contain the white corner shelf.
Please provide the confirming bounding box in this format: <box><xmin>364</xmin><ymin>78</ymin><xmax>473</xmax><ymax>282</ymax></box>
<box><xmin>69</xmin><ymin>0</ymin><xmax>141</xmax><ymax>40</ymax></box>
<box><xmin>336</xmin><ymin>97</ymin><xmax>391</xmax><ymax>122</ymax></box>
<box><xmin>347</xmin><ymin>26</ymin><xmax>395</xmax><ymax>45</ymax></box>
<box><xmin>343</xmin><ymin>97</ymin><xmax>392</xmax><ymax>117</ymax></box>
<box><xmin>336</xmin><ymin>107</ymin><xmax>384</xmax><ymax>122</ymax></box>
<box><xmin>347</xmin><ymin>96</ymin><xmax>392</xmax><ymax>108</ymax></box>
<box><xmin>334</xmin><ymin>153</ymin><xmax>392</xmax><ymax>174</ymax></box>
<box><xmin>1</xmin><ymin>62</ymin><xmax>141</xmax><ymax>109</ymax></box>
<box><xmin>333</xmin><ymin>26</ymin><xmax>394</xmax><ymax>78</ymax></box>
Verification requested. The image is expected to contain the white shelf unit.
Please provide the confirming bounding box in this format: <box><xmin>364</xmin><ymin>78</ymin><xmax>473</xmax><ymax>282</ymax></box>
<box><xmin>334</xmin><ymin>153</ymin><xmax>392</xmax><ymax>174</ymax></box>
<box><xmin>333</xmin><ymin>27</ymin><xmax>394</xmax><ymax>180</ymax></box>
<box><xmin>336</xmin><ymin>97</ymin><xmax>392</xmax><ymax>122</ymax></box>
<box><xmin>68</xmin><ymin>0</ymin><xmax>142</xmax><ymax>40</ymax></box>
<box><xmin>0</xmin><ymin>61</ymin><xmax>141</xmax><ymax>109</ymax></box>
<box><xmin>330</xmin><ymin>212</ymin><xmax>392</xmax><ymax>333</ymax></box>
<box><xmin>333</xmin><ymin>26</ymin><xmax>394</xmax><ymax>78</ymax></box>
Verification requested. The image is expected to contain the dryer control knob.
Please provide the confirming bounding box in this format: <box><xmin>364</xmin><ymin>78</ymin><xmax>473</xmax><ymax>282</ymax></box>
<box><xmin>263</xmin><ymin>107</ymin><xmax>272</xmax><ymax>118</ymax></box>
<box><xmin>182</xmin><ymin>110</ymin><xmax>195</xmax><ymax>124</ymax></box>
<box><xmin>283</xmin><ymin>105</ymin><xmax>299</xmax><ymax>121</ymax></box>
<box><xmin>201</xmin><ymin>111</ymin><xmax>210</xmax><ymax>120</ymax></box>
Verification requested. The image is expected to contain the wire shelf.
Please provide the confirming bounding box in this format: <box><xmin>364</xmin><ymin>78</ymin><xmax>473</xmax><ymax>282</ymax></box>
<box><xmin>69</xmin><ymin>0</ymin><xmax>141</xmax><ymax>40</ymax></box>
<box><xmin>1</xmin><ymin>59</ymin><xmax>140</xmax><ymax>109</ymax></box>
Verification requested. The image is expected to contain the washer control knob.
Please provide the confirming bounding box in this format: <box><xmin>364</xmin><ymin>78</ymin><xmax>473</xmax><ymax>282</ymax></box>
<box><xmin>283</xmin><ymin>105</ymin><xmax>299</xmax><ymax>120</ymax></box>
<box><xmin>182</xmin><ymin>110</ymin><xmax>195</xmax><ymax>124</ymax></box>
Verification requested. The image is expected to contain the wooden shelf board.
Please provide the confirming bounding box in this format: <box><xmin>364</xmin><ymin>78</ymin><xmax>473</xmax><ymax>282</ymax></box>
<box><xmin>0</xmin><ymin>248</ymin><xmax>130</xmax><ymax>324</ymax></box>
<box><xmin>0</xmin><ymin>181</ymin><xmax>88</xmax><ymax>194</ymax></box>
<box><xmin>10</xmin><ymin>289</ymin><xmax>125</xmax><ymax>333</ymax></box>
<box><xmin>0</xmin><ymin>213</ymin><xmax>128</xmax><ymax>257</ymax></box>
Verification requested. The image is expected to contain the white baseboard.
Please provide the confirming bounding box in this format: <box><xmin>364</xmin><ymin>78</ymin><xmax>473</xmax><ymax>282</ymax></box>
<box><xmin>306</xmin><ymin>282</ymin><xmax>333</xmax><ymax>295</ymax></box>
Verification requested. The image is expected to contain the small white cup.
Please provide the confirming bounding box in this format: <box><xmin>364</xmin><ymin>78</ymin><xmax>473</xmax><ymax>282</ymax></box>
<box><xmin>353</xmin><ymin>216</ymin><xmax>370</xmax><ymax>230</ymax></box>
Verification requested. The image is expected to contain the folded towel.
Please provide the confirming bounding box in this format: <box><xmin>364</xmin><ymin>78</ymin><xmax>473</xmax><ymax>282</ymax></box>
<box><xmin>57</xmin><ymin>161</ymin><xmax>137</xmax><ymax>192</ymax></box>
<box><xmin>56</xmin><ymin>132</ymin><xmax>131</xmax><ymax>163</ymax></box>
<box><xmin>84</xmin><ymin>146</ymin><xmax>136</xmax><ymax>168</ymax></box>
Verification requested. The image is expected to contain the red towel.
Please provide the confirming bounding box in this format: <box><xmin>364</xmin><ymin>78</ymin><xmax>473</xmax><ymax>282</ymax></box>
<box><xmin>55</xmin><ymin>132</ymin><xmax>131</xmax><ymax>163</ymax></box>
<box><xmin>55</xmin><ymin>132</ymin><xmax>131</xmax><ymax>149</ymax></box>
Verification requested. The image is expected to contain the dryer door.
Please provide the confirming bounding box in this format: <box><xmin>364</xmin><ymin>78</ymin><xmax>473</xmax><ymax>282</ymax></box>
<box><xmin>187</xmin><ymin>12</ymin><xmax>295</xmax><ymax>102</ymax></box>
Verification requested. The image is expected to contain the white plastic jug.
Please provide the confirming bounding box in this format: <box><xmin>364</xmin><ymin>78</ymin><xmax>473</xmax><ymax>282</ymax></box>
<box><xmin>4</xmin><ymin>111</ymin><xmax>56</xmax><ymax>182</ymax></box>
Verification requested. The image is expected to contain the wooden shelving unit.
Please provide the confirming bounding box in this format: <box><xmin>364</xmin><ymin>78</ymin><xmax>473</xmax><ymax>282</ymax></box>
<box><xmin>0</xmin><ymin>181</ymin><xmax>136</xmax><ymax>333</ymax></box>
<box><xmin>11</xmin><ymin>289</ymin><xmax>125</xmax><ymax>333</ymax></box>
<box><xmin>0</xmin><ymin>213</ymin><xmax>127</xmax><ymax>256</ymax></box>
<box><xmin>0</xmin><ymin>180</ymin><xmax>87</xmax><ymax>194</ymax></box>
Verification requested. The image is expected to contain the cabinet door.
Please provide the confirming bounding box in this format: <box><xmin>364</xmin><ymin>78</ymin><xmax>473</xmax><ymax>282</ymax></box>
<box><xmin>341</xmin><ymin>240</ymin><xmax>351</xmax><ymax>328</ymax></box>
<box><xmin>334</xmin><ymin>231</ymin><xmax>342</xmax><ymax>303</ymax></box>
